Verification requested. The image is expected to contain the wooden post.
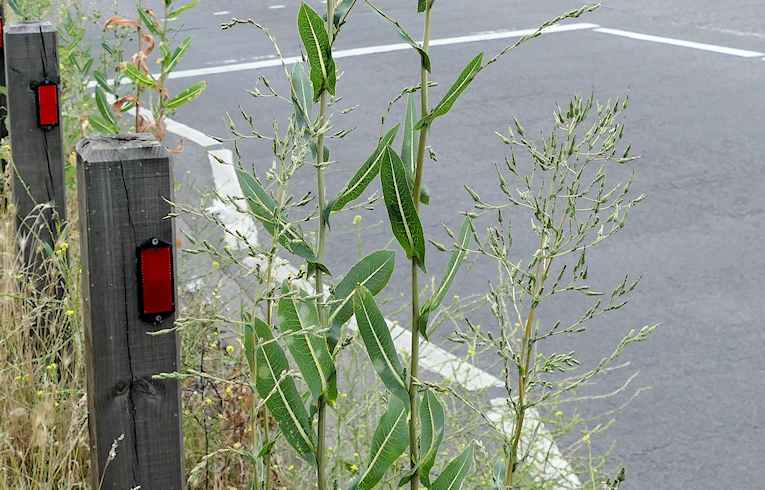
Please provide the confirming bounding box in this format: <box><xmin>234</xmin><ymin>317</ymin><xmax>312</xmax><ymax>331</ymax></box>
<box><xmin>4</xmin><ymin>21</ymin><xmax>67</xmax><ymax>266</ymax></box>
<box><xmin>1</xmin><ymin>5</ymin><xmax>8</xmax><ymax>181</ymax></box>
<box><xmin>77</xmin><ymin>134</ymin><xmax>184</xmax><ymax>490</ymax></box>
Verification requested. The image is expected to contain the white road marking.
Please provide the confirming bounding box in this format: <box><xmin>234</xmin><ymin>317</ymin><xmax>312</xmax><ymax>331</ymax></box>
<box><xmin>594</xmin><ymin>27</ymin><xmax>765</xmax><ymax>58</ymax></box>
<box><xmin>213</xmin><ymin>10</ymin><xmax>230</xmax><ymax>16</ymax></box>
<box><xmin>269</xmin><ymin>4</ymin><xmax>286</xmax><ymax>9</ymax></box>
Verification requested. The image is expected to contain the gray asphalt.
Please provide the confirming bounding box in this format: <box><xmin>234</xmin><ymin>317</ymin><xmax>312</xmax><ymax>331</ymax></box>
<box><xmin>83</xmin><ymin>1</ymin><xmax>765</xmax><ymax>488</ymax></box>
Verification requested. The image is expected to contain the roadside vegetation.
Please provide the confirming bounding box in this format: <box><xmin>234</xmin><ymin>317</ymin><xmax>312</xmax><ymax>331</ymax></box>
<box><xmin>1</xmin><ymin>0</ymin><xmax>654</xmax><ymax>488</ymax></box>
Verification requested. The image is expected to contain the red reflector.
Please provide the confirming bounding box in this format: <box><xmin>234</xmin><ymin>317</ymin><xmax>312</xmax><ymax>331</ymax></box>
<box><xmin>35</xmin><ymin>82</ymin><xmax>60</xmax><ymax>129</ymax></box>
<box><xmin>138</xmin><ymin>239</ymin><xmax>175</xmax><ymax>322</ymax></box>
<box><xmin>0</xmin><ymin>18</ymin><xmax>4</xmax><ymax>49</ymax></box>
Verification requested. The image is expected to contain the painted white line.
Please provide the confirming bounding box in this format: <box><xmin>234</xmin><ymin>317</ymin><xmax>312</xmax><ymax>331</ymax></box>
<box><xmin>201</xmin><ymin>136</ymin><xmax>579</xmax><ymax>486</ymax></box>
<box><xmin>88</xmin><ymin>22</ymin><xmax>598</xmax><ymax>88</ymax></box>
<box><xmin>594</xmin><ymin>27</ymin><xmax>765</xmax><ymax>58</ymax></box>
<box><xmin>269</xmin><ymin>4</ymin><xmax>286</xmax><ymax>9</ymax></box>
<box><xmin>212</xmin><ymin>10</ymin><xmax>230</xmax><ymax>16</ymax></box>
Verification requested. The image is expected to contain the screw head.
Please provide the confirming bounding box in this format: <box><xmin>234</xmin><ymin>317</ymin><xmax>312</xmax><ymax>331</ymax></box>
<box><xmin>155</xmin><ymin>315</ymin><xmax>162</xmax><ymax>323</ymax></box>
<box><xmin>151</xmin><ymin>238</ymin><xmax>159</xmax><ymax>246</ymax></box>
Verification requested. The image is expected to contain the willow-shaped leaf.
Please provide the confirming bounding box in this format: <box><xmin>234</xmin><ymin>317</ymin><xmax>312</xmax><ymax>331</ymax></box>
<box><xmin>416</xmin><ymin>53</ymin><xmax>483</xmax><ymax>129</ymax></box>
<box><xmin>328</xmin><ymin>250</ymin><xmax>396</xmax><ymax>348</ymax></box>
<box><xmin>236</xmin><ymin>169</ymin><xmax>319</xmax><ymax>265</ymax></box>
<box><xmin>353</xmin><ymin>285</ymin><xmax>409</xmax><ymax>403</ymax></box>
<box><xmin>380</xmin><ymin>147</ymin><xmax>426</xmax><ymax>270</ymax></box>
<box><xmin>350</xmin><ymin>397</ymin><xmax>410</xmax><ymax>490</ymax></box>
<box><xmin>366</xmin><ymin>0</ymin><xmax>430</xmax><ymax>71</ymax></box>
<box><xmin>166</xmin><ymin>81</ymin><xmax>207</xmax><ymax>110</ymax></box>
<box><xmin>248</xmin><ymin>317</ymin><xmax>316</xmax><ymax>461</ymax></box>
<box><xmin>418</xmin><ymin>215</ymin><xmax>472</xmax><ymax>338</ymax></box>
<box><xmin>164</xmin><ymin>37</ymin><xmax>192</xmax><ymax>73</ymax></box>
<box><xmin>298</xmin><ymin>2</ymin><xmax>336</xmax><ymax>101</ymax></box>
<box><xmin>430</xmin><ymin>446</ymin><xmax>474</xmax><ymax>490</ymax></box>
<box><xmin>401</xmin><ymin>94</ymin><xmax>430</xmax><ymax>205</ymax></box>
<box><xmin>334</xmin><ymin>0</ymin><xmax>357</xmax><ymax>30</ymax></box>
<box><xmin>123</xmin><ymin>63</ymin><xmax>156</xmax><ymax>87</ymax></box>
<box><xmin>328</xmin><ymin>124</ymin><xmax>399</xmax><ymax>217</ymax></box>
<box><xmin>419</xmin><ymin>390</ymin><xmax>446</xmax><ymax>486</ymax></box>
<box><xmin>276</xmin><ymin>283</ymin><xmax>337</xmax><ymax>403</ymax></box>
<box><xmin>291</xmin><ymin>62</ymin><xmax>314</xmax><ymax>128</ymax></box>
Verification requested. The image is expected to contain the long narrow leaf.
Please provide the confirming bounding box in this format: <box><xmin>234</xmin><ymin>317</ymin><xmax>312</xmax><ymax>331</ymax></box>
<box><xmin>277</xmin><ymin>283</ymin><xmax>337</xmax><ymax>403</ymax></box>
<box><xmin>298</xmin><ymin>2</ymin><xmax>337</xmax><ymax>101</ymax></box>
<box><xmin>236</xmin><ymin>169</ymin><xmax>320</xmax><ymax>265</ymax></box>
<box><xmin>122</xmin><ymin>63</ymin><xmax>156</xmax><ymax>87</ymax></box>
<box><xmin>366</xmin><ymin>0</ymin><xmax>430</xmax><ymax>71</ymax></box>
<box><xmin>401</xmin><ymin>94</ymin><xmax>429</xmax><ymax>205</ymax></box>
<box><xmin>328</xmin><ymin>124</ymin><xmax>400</xmax><ymax>217</ymax></box>
<box><xmin>416</xmin><ymin>53</ymin><xmax>483</xmax><ymax>129</ymax></box>
<box><xmin>165</xmin><ymin>81</ymin><xmax>207</xmax><ymax>110</ymax></box>
<box><xmin>430</xmin><ymin>446</ymin><xmax>474</xmax><ymax>490</ymax></box>
<box><xmin>94</xmin><ymin>87</ymin><xmax>119</xmax><ymax>134</ymax></box>
<box><xmin>248</xmin><ymin>317</ymin><xmax>316</xmax><ymax>461</ymax></box>
<box><xmin>163</xmin><ymin>37</ymin><xmax>192</xmax><ymax>73</ymax></box>
<box><xmin>353</xmin><ymin>285</ymin><xmax>409</xmax><ymax>403</ymax></box>
<box><xmin>291</xmin><ymin>62</ymin><xmax>314</xmax><ymax>128</ymax></box>
<box><xmin>419</xmin><ymin>390</ymin><xmax>446</xmax><ymax>486</ymax></box>
<box><xmin>328</xmin><ymin>250</ymin><xmax>396</xmax><ymax>348</ymax></box>
<box><xmin>350</xmin><ymin>397</ymin><xmax>410</xmax><ymax>490</ymax></box>
<box><xmin>418</xmin><ymin>215</ymin><xmax>472</xmax><ymax>337</ymax></box>
<box><xmin>380</xmin><ymin>147</ymin><xmax>426</xmax><ymax>270</ymax></box>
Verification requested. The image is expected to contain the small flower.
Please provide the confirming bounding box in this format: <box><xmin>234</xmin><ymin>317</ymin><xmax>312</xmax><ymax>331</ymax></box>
<box><xmin>65</xmin><ymin>309</ymin><xmax>75</xmax><ymax>317</ymax></box>
<box><xmin>349</xmin><ymin>463</ymin><xmax>359</xmax><ymax>474</ymax></box>
<box><xmin>352</xmin><ymin>215</ymin><xmax>362</xmax><ymax>225</ymax></box>
<box><xmin>212</xmin><ymin>260</ymin><xmax>221</xmax><ymax>270</ymax></box>
<box><xmin>232</xmin><ymin>442</ymin><xmax>241</xmax><ymax>449</ymax></box>
<box><xmin>582</xmin><ymin>432</ymin><xmax>591</xmax><ymax>444</ymax></box>
<box><xmin>225</xmin><ymin>345</ymin><xmax>235</xmax><ymax>355</ymax></box>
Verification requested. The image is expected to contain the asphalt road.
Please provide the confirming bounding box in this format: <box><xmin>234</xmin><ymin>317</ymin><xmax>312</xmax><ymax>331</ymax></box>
<box><xmin>81</xmin><ymin>1</ymin><xmax>765</xmax><ymax>488</ymax></box>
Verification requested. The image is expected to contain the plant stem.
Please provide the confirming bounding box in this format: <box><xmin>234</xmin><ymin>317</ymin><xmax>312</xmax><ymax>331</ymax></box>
<box><xmin>315</xmin><ymin>2</ymin><xmax>335</xmax><ymax>490</ymax></box>
<box><xmin>505</xmin><ymin>236</ymin><xmax>547</xmax><ymax>489</ymax></box>
<box><xmin>262</xmin><ymin>246</ymin><xmax>277</xmax><ymax>490</ymax></box>
<box><xmin>408</xmin><ymin>6</ymin><xmax>433</xmax><ymax>490</ymax></box>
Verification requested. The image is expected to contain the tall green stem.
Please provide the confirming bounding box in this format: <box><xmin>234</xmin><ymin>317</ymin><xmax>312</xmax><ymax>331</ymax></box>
<box><xmin>315</xmin><ymin>2</ymin><xmax>335</xmax><ymax>490</ymax></box>
<box><xmin>262</xmin><ymin>246</ymin><xmax>277</xmax><ymax>490</ymax></box>
<box><xmin>409</xmin><ymin>6</ymin><xmax>433</xmax><ymax>490</ymax></box>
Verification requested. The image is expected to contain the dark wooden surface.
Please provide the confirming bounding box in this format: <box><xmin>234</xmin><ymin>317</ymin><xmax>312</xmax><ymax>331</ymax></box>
<box><xmin>0</xmin><ymin>6</ymin><xmax>7</xmax><ymax>207</ymax></box>
<box><xmin>77</xmin><ymin>134</ymin><xmax>184</xmax><ymax>490</ymax></box>
<box><xmin>5</xmin><ymin>22</ymin><xmax>66</xmax><ymax>264</ymax></box>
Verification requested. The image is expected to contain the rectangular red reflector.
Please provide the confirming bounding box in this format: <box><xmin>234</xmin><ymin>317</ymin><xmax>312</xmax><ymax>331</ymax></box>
<box><xmin>138</xmin><ymin>240</ymin><xmax>175</xmax><ymax>322</ymax></box>
<box><xmin>0</xmin><ymin>18</ymin><xmax>5</xmax><ymax>49</ymax></box>
<box><xmin>35</xmin><ymin>82</ymin><xmax>59</xmax><ymax>129</ymax></box>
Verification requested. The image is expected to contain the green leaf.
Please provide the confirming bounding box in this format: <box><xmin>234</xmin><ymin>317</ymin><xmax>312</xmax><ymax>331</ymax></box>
<box><xmin>366</xmin><ymin>1</ymin><xmax>430</xmax><ymax>71</ymax></box>
<box><xmin>291</xmin><ymin>62</ymin><xmax>314</xmax><ymax>128</ymax></box>
<box><xmin>88</xmin><ymin>114</ymin><xmax>119</xmax><ymax>135</ymax></box>
<box><xmin>328</xmin><ymin>125</ymin><xmax>400</xmax><ymax>219</ymax></box>
<box><xmin>94</xmin><ymin>87</ymin><xmax>119</xmax><ymax>133</ymax></box>
<box><xmin>163</xmin><ymin>37</ymin><xmax>192</xmax><ymax>73</ymax></box>
<box><xmin>417</xmin><ymin>0</ymin><xmax>428</xmax><ymax>13</ymax></box>
<box><xmin>350</xmin><ymin>397</ymin><xmax>410</xmax><ymax>490</ymax></box>
<box><xmin>93</xmin><ymin>71</ymin><xmax>114</xmax><ymax>95</ymax></box>
<box><xmin>167</xmin><ymin>0</ymin><xmax>199</xmax><ymax>19</ymax></box>
<box><xmin>328</xmin><ymin>250</ymin><xmax>395</xmax><ymax>348</ymax></box>
<box><xmin>138</xmin><ymin>8</ymin><xmax>161</xmax><ymax>36</ymax></box>
<box><xmin>165</xmin><ymin>81</ymin><xmax>207</xmax><ymax>110</ymax></box>
<box><xmin>247</xmin><ymin>316</ymin><xmax>316</xmax><ymax>461</ymax></box>
<box><xmin>419</xmin><ymin>390</ymin><xmax>446</xmax><ymax>486</ymax></box>
<box><xmin>430</xmin><ymin>446</ymin><xmax>474</xmax><ymax>490</ymax></box>
<box><xmin>276</xmin><ymin>282</ymin><xmax>337</xmax><ymax>403</ymax></box>
<box><xmin>418</xmin><ymin>215</ymin><xmax>472</xmax><ymax>338</ymax></box>
<box><xmin>236</xmin><ymin>169</ymin><xmax>320</xmax><ymax>264</ymax></box>
<box><xmin>401</xmin><ymin>94</ymin><xmax>429</xmax><ymax>205</ymax></box>
<box><xmin>122</xmin><ymin>63</ymin><xmax>156</xmax><ymax>88</ymax></box>
<box><xmin>380</xmin><ymin>147</ymin><xmax>426</xmax><ymax>270</ymax></box>
<box><xmin>333</xmin><ymin>0</ymin><xmax>357</xmax><ymax>30</ymax></box>
<box><xmin>416</xmin><ymin>53</ymin><xmax>483</xmax><ymax>129</ymax></box>
<box><xmin>353</xmin><ymin>285</ymin><xmax>409</xmax><ymax>403</ymax></box>
<box><xmin>298</xmin><ymin>2</ymin><xmax>337</xmax><ymax>101</ymax></box>
<box><xmin>243</xmin><ymin>317</ymin><xmax>257</xmax><ymax>376</ymax></box>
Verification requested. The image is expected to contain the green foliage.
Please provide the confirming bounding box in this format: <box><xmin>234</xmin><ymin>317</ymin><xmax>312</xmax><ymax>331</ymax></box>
<box><xmin>380</xmin><ymin>147</ymin><xmax>426</xmax><ymax>270</ymax></box>
<box><xmin>430</xmin><ymin>446</ymin><xmax>474</xmax><ymax>490</ymax></box>
<box><xmin>298</xmin><ymin>2</ymin><xmax>337</xmax><ymax>101</ymax></box>
<box><xmin>416</xmin><ymin>53</ymin><xmax>483</xmax><ymax>129</ymax></box>
<box><xmin>365</xmin><ymin>1</ymin><xmax>431</xmax><ymax>71</ymax></box>
<box><xmin>353</xmin><ymin>286</ymin><xmax>409</xmax><ymax>404</ymax></box>
<box><xmin>350</xmin><ymin>397</ymin><xmax>410</xmax><ymax>490</ymax></box>
<box><xmin>247</xmin><ymin>316</ymin><xmax>317</xmax><ymax>461</ymax></box>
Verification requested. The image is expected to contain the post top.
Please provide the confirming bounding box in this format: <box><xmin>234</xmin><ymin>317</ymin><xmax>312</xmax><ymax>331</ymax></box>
<box><xmin>77</xmin><ymin>133</ymin><xmax>167</xmax><ymax>163</ymax></box>
<box><xmin>5</xmin><ymin>21</ymin><xmax>55</xmax><ymax>35</ymax></box>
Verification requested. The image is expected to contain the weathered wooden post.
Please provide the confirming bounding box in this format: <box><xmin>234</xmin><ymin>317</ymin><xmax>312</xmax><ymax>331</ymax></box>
<box><xmin>0</xmin><ymin>5</ymin><xmax>7</xmax><ymax>209</ymax></box>
<box><xmin>76</xmin><ymin>134</ymin><xmax>184</xmax><ymax>489</ymax></box>
<box><xmin>4</xmin><ymin>21</ymin><xmax>66</xmax><ymax>265</ymax></box>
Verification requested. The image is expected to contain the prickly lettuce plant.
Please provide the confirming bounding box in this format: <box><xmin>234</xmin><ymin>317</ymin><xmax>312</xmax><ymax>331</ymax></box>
<box><xmin>197</xmin><ymin>2</ymin><xmax>645</xmax><ymax>489</ymax></box>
